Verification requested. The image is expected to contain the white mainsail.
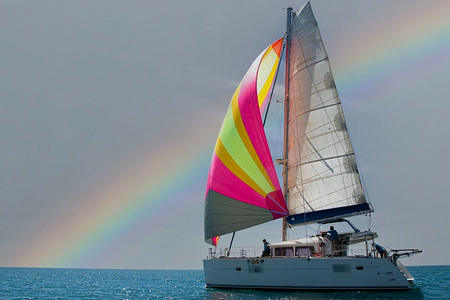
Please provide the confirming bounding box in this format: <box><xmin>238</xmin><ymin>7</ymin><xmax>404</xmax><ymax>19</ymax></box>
<box><xmin>286</xmin><ymin>3</ymin><xmax>372</xmax><ymax>225</ymax></box>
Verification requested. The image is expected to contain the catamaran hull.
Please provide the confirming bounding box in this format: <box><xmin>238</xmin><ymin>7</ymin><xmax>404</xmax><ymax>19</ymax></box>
<box><xmin>204</xmin><ymin>257</ymin><xmax>413</xmax><ymax>290</ymax></box>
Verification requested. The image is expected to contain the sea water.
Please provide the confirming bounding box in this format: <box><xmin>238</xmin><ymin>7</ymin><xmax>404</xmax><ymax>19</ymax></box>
<box><xmin>0</xmin><ymin>266</ymin><xmax>449</xmax><ymax>299</ymax></box>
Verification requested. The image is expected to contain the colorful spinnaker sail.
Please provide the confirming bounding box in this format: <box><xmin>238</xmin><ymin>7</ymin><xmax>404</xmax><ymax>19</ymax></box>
<box><xmin>204</xmin><ymin>38</ymin><xmax>287</xmax><ymax>244</ymax></box>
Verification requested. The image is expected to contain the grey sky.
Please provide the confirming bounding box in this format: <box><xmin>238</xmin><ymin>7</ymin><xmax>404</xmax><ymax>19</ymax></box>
<box><xmin>1</xmin><ymin>0</ymin><xmax>449</xmax><ymax>268</ymax></box>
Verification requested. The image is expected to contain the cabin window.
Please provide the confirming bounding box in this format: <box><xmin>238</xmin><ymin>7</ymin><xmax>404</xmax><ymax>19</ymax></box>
<box><xmin>295</xmin><ymin>247</ymin><xmax>314</xmax><ymax>257</ymax></box>
<box><xmin>274</xmin><ymin>247</ymin><xmax>294</xmax><ymax>256</ymax></box>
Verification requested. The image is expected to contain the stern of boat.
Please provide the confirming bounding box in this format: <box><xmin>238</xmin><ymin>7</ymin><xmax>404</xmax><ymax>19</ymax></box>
<box><xmin>394</xmin><ymin>260</ymin><xmax>414</xmax><ymax>286</ymax></box>
<box><xmin>390</xmin><ymin>248</ymin><xmax>422</xmax><ymax>287</ymax></box>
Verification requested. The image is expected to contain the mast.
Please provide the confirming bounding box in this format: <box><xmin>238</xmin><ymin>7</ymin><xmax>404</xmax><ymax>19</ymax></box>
<box><xmin>282</xmin><ymin>7</ymin><xmax>292</xmax><ymax>241</ymax></box>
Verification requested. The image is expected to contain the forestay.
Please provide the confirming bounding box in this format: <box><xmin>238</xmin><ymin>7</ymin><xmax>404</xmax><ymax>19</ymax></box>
<box><xmin>286</xmin><ymin>3</ymin><xmax>372</xmax><ymax>225</ymax></box>
<box><xmin>205</xmin><ymin>39</ymin><xmax>288</xmax><ymax>245</ymax></box>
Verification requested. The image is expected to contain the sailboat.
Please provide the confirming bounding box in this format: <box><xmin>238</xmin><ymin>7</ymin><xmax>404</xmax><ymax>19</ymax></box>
<box><xmin>203</xmin><ymin>3</ymin><xmax>421</xmax><ymax>290</ymax></box>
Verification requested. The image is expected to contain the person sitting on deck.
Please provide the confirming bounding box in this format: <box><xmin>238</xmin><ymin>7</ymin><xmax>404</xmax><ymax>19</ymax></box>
<box><xmin>262</xmin><ymin>239</ymin><xmax>271</xmax><ymax>257</ymax></box>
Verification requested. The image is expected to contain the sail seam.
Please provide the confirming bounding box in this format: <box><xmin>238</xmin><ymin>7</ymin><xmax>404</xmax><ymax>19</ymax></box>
<box><xmin>290</xmin><ymin>182</ymin><xmax>360</xmax><ymax>211</ymax></box>
<box><xmin>289</xmin><ymin>57</ymin><xmax>329</xmax><ymax>79</ymax></box>
<box><xmin>209</xmin><ymin>196</ymin><xmax>267</xmax><ymax>211</ymax></box>
<box><xmin>305</xmin><ymin>136</ymin><xmax>334</xmax><ymax>173</ymax></box>
<box><xmin>292</xmin><ymin>185</ymin><xmax>315</xmax><ymax>211</ymax></box>
<box><xmin>294</xmin><ymin>102</ymin><xmax>341</xmax><ymax>118</ymax></box>
<box><xmin>297</xmin><ymin>152</ymin><xmax>354</xmax><ymax>167</ymax></box>
<box><xmin>210</xmin><ymin>217</ymin><xmax>273</xmax><ymax>227</ymax></box>
<box><xmin>266</xmin><ymin>194</ymin><xmax>289</xmax><ymax>214</ymax></box>
<box><xmin>301</xmin><ymin>163</ymin><xmax>357</xmax><ymax>184</ymax></box>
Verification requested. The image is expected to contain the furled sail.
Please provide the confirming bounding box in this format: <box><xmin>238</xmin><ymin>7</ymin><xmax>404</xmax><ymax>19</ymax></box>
<box><xmin>205</xmin><ymin>38</ymin><xmax>287</xmax><ymax>244</ymax></box>
<box><xmin>286</xmin><ymin>3</ymin><xmax>372</xmax><ymax>226</ymax></box>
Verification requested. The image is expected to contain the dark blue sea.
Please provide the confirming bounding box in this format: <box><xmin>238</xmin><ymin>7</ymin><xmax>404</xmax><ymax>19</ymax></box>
<box><xmin>0</xmin><ymin>266</ymin><xmax>449</xmax><ymax>299</ymax></box>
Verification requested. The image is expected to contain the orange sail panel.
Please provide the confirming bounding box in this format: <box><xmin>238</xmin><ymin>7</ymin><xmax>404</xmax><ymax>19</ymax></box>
<box><xmin>205</xmin><ymin>38</ymin><xmax>287</xmax><ymax>244</ymax></box>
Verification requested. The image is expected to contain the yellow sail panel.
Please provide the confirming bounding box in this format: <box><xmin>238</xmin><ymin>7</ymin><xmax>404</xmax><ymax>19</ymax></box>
<box><xmin>214</xmin><ymin>138</ymin><xmax>266</xmax><ymax>197</ymax></box>
<box><xmin>257</xmin><ymin>38</ymin><xmax>284</xmax><ymax>109</ymax></box>
<box><xmin>230</xmin><ymin>89</ymin><xmax>275</xmax><ymax>192</ymax></box>
<box><xmin>217</xmin><ymin>86</ymin><xmax>274</xmax><ymax>195</ymax></box>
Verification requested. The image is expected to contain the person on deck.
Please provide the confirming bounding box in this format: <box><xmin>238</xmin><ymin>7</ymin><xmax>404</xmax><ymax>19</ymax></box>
<box><xmin>262</xmin><ymin>239</ymin><xmax>271</xmax><ymax>257</ymax></box>
<box><xmin>326</xmin><ymin>226</ymin><xmax>339</xmax><ymax>255</ymax></box>
<box><xmin>319</xmin><ymin>232</ymin><xmax>332</xmax><ymax>256</ymax></box>
<box><xmin>328</xmin><ymin>226</ymin><xmax>339</xmax><ymax>241</ymax></box>
<box><xmin>374</xmin><ymin>243</ymin><xmax>388</xmax><ymax>258</ymax></box>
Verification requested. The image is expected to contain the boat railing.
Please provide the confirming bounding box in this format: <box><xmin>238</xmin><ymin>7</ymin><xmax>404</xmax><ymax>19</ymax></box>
<box><xmin>207</xmin><ymin>247</ymin><xmax>262</xmax><ymax>259</ymax></box>
<box><xmin>208</xmin><ymin>243</ymin><xmax>402</xmax><ymax>259</ymax></box>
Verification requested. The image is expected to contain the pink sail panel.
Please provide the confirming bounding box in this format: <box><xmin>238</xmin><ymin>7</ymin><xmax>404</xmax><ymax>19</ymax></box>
<box><xmin>238</xmin><ymin>54</ymin><xmax>281</xmax><ymax>193</ymax></box>
<box><xmin>207</xmin><ymin>154</ymin><xmax>267</xmax><ymax>208</ymax></box>
<box><xmin>212</xmin><ymin>236</ymin><xmax>220</xmax><ymax>247</ymax></box>
<box><xmin>205</xmin><ymin>38</ymin><xmax>287</xmax><ymax>243</ymax></box>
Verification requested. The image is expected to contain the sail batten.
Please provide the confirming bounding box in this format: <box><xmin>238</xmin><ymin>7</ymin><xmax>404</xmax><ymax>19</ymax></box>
<box><xmin>285</xmin><ymin>3</ymin><xmax>371</xmax><ymax>225</ymax></box>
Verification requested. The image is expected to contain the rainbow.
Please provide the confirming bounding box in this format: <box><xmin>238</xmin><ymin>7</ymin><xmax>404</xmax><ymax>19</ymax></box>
<box><xmin>14</xmin><ymin>111</ymin><xmax>218</xmax><ymax>267</ymax></box>
<box><xmin>14</xmin><ymin>2</ymin><xmax>450</xmax><ymax>267</ymax></box>
<box><xmin>334</xmin><ymin>0</ymin><xmax>450</xmax><ymax>101</ymax></box>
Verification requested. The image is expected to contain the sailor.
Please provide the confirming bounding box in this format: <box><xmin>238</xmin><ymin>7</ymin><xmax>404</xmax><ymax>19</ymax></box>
<box><xmin>319</xmin><ymin>232</ymin><xmax>332</xmax><ymax>256</ymax></box>
<box><xmin>374</xmin><ymin>243</ymin><xmax>388</xmax><ymax>258</ymax></box>
<box><xmin>328</xmin><ymin>226</ymin><xmax>339</xmax><ymax>241</ymax></box>
<box><xmin>325</xmin><ymin>226</ymin><xmax>339</xmax><ymax>256</ymax></box>
<box><xmin>262</xmin><ymin>239</ymin><xmax>271</xmax><ymax>257</ymax></box>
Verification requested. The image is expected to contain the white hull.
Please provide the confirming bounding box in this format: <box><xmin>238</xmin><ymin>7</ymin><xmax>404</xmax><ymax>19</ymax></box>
<box><xmin>204</xmin><ymin>257</ymin><xmax>413</xmax><ymax>290</ymax></box>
